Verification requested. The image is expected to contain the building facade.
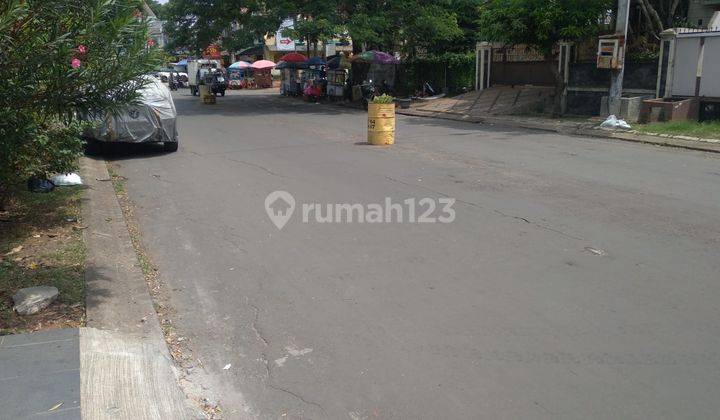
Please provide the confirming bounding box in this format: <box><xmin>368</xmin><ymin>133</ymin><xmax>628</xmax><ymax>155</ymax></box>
<box><xmin>143</xmin><ymin>2</ymin><xmax>167</xmax><ymax>49</ymax></box>
<box><xmin>688</xmin><ymin>1</ymin><xmax>720</xmax><ymax>28</ymax></box>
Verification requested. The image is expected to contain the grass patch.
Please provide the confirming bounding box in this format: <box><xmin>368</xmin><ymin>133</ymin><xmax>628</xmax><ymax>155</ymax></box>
<box><xmin>107</xmin><ymin>166</ymin><xmax>125</xmax><ymax>194</ymax></box>
<box><xmin>107</xmin><ymin>163</ymin><xmax>154</xmax><ymax>278</ymax></box>
<box><xmin>637</xmin><ymin>120</ymin><xmax>720</xmax><ymax>139</ymax></box>
<box><xmin>0</xmin><ymin>184</ymin><xmax>86</xmax><ymax>334</ymax></box>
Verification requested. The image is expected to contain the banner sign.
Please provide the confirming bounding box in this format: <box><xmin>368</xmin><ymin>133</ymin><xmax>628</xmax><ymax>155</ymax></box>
<box><xmin>203</xmin><ymin>44</ymin><xmax>221</xmax><ymax>59</ymax></box>
<box><xmin>276</xmin><ymin>19</ymin><xmax>296</xmax><ymax>51</ymax></box>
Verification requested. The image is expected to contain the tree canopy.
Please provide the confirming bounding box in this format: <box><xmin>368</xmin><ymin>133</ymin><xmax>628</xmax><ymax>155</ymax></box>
<box><xmin>477</xmin><ymin>0</ymin><xmax>613</xmax><ymax>54</ymax></box>
<box><xmin>160</xmin><ymin>0</ymin><xmax>697</xmax><ymax>58</ymax></box>
<box><xmin>161</xmin><ymin>0</ymin><xmax>475</xmax><ymax>57</ymax></box>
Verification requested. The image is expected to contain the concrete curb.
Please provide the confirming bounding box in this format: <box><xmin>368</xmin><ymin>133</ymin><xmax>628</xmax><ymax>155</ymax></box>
<box><xmin>396</xmin><ymin>108</ymin><xmax>720</xmax><ymax>154</ymax></box>
<box><xmin>80</xmin><ymin>156</ymin><xmax>199</xmax><ymax>419</ymax></box>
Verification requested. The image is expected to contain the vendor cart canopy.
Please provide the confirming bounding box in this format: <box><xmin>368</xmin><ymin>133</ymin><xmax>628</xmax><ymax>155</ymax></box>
<box><xmin>307</xmin><ymin>56</ymin><xmax>326</xmax><ymax>67</ymax></box>
<box><xmin>229</xmin><ymin>61</ymin><xmax>251</xmax><ymax>69</ymax></box>
<box><xmin>251</xmin><ymin>60</ymin><xmax>276</xmax><ymax>70</ymax></box>
<box><xmin>280</xmin><ymin>52</ymin><xmax>308</xmax><ymax>63</ymax></box>
<box><xmin>353</xmin><ymin>50</ymin><xmax>398</xmax><ymax>64</ymax></box>
<box><xmin>327</xmin><ymin>55</ymin><xmax>351</xmax><ymax>70</ymax></box>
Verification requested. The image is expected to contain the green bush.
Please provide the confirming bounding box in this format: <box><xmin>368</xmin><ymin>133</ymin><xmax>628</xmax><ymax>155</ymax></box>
<box><xmin>0</xmin><ymin>0</ymin><xmax>161</xmax><ymax>204</ymax></box>
<box><xmin>397</xmin><ymin>52</ymin><xmax>476</xmax><ymax>96</ymax></box>
<box><xmin>372</xmin><ymin>94</ymin><xmax>395</xmax><ymax>104</ymax></box>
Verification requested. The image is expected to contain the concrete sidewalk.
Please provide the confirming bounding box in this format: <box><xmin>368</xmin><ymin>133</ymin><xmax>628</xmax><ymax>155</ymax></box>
<box><xmin>79</xmin><ymin>156</ymin><xmax>199</xmax><ymax>419</ymax></box>
<box><xmin>396</xmin><ymin>105</ymin><xmax>720</xmax><ymax>154</ymax></box>
<box><xmin>0</xmin><ymin>156</ymin><xmax>199</xmax><ymax>420</ymax></box>
<box><xmin>0</xmin><ymin>327</ymin><xmax>197</xmax><ymax>420</ymax></box>
<box><xmin>0</xmin><ymin>329</ymin><xmax>81</xmax><ymax>419</ymax></box>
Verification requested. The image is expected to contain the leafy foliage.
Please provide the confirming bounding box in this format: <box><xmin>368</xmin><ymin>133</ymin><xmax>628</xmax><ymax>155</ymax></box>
<box><xmin>163</xmin><ymin>0</ymin><xmax>467</xmax><ymax>57</ymax></box>
<box><xmin>372</xmin><ymin>94</ymin><xmax>394</xmax><ymax>104</ymax></box>
<box><xmin>338</xmin><ymin>0</ymin><xmax>464</xmax><ymax>55</ymax></box>
<box><xmin>0</xmin><ymin>0</ymin><xmax>161</xmax><ymax>202</ymax></box>
<box><xmin>477</xmin><ymin>0</ymin><xmax>613</xmax><ymax>55</ymax></box>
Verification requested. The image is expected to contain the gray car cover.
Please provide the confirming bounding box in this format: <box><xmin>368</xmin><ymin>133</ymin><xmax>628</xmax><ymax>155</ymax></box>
<box><xmin>85</xmin><ymin>76</ymin><xmax>178</xmax><ymax>143</ymax></box>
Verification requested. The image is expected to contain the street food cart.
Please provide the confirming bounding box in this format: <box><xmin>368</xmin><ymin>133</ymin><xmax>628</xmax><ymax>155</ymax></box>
<box><xmin>326</xmin><ymin>70</ymin><xmax>346</xmax><ymax>100</ymax></box>
<box><xmin>278</xmin><ymin>53</ymin><xmax>308</xmax><ymax>96</ymax></box>
<box><xmin>326</xmin><ymin>55</ymin><xmax>351</xmax><ymax>100</ymax></box>
<box><xmin>227</xmin><ymin>61</ymin><xmax>251</xmax><ymax>89</ymax></box>
<box><xmin>281</xmin><ymin>67</ymin><xmax>304</xmax><ymax>96</ymax></box>
<box><xmin>250</xmin><ymin>60</ymin><xmax>276</xmax><ymax>89</ymax></box>
<box><xmin>303</xmin><ymin>57</ymin><xmax>326</xmax><ymax>101</ymax></box>
<box><xmin>227</xmin><ymin>68</ymin><xmax>249</xmax><ymax>89</ymax></box>
<box><xmin>278</xmin><ymin>62</ymin><xmax>291</xmax><ymax>95</ymax></box>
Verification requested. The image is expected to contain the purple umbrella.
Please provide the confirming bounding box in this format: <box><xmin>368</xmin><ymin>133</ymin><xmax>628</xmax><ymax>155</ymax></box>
<box><xmin>353</xmin><ymin>50</ymin><xmax>399</xmax><ymax>64</ymax></box>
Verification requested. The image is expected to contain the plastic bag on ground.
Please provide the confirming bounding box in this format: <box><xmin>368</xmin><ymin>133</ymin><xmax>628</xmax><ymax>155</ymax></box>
<box><xmin>51</xmin><ymin>173</ymin><xmax>83</xmax><ymax>186</ymax></box>
<box><xmin>600</xmin><ymin>114</ymin><xmax>631</xmax><ymax>130</ymax></box>
<box><xmin>27</xmin><ymin>178</ymin><xmax>55</xmax><ymax>193</ymax></box>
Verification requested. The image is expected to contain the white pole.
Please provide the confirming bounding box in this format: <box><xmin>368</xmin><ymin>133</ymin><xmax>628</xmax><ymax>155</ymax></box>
<box><xmin>608</xmin><ymin>0</ymin><xmax>631</xmax><ymax>116</ymax></box>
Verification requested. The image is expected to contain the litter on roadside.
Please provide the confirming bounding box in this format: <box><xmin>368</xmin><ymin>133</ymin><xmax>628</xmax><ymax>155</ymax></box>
<box><xmin>27</xmin><ymin>178</ymin><xmax>55</xmax><ymax>193</ymax></box>
<box><xmin>600</xmin><ymin>115</ymin><xmax>631</xmax><ymax>130</ymax></box>
<box><xmin>51</xmin><ymin>173</ymin><xmax>83</xmax><ymax>186</ymax></box>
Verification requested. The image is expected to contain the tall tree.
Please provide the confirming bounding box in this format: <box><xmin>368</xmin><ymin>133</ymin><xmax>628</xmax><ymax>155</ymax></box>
<box><xmin>638</xmin><ymin>0</ymin><xmax>689</xmax><ymax>35</ymax></box>
<box><xmin>282</xmin><ymin>0</ymin><xmax>341</xmax><ymax>56</ymax></box>
<box><xmin>337</xmin><ymin>0</ymin><xmax>463</xmax><ymax>56</ymax></box>
<box><xmin>162</xmin><ymin>0</ymin><xmax>468</xmax><ymax>58</ymax></box>
<box><xmin>477</xmin><ymin>0</ymin><xmax>612</xmax><ymax>115</ymax></box>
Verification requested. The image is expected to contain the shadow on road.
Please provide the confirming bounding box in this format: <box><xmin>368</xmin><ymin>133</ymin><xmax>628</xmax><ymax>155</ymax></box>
<box><xmin>85</xmin><ymin>141</ymin><xmax>173</xmax><ymax>162</ymax></box>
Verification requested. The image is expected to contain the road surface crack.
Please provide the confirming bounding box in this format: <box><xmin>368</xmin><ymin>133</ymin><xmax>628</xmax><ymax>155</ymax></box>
<box><xmin>260</xmin><ymin>352</ymin><xmax>271</xmax><ymax>377</ymax></box>
<box><xmin>224</xmin><ymin>156</ymin><xmax>286</xmax><ymax>178</ymax></box>
<box><xmin>384</xmin><ymin>176</ymin><xmax>584</xmax><ymax>241</ymax></box>
<box><xmin>267</xmin><ymin>383</ymin><xmax>327</xmax><ymax>416</ymax></box>
<box><xmin>249</xmin><ymin>303</ymin><xmax>269</xmax><ymax>346</ymax></box>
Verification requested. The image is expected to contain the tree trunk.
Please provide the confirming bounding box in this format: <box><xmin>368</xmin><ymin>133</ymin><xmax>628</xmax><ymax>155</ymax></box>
<box><xmin>639</xmin><ymin>0</ymin><xmax>665</xmax><ymax>34</ymax></box>
<box><xmin>668</xmin><ymin>0</ymin><xmax>682</xmax><ymax>28</ymax></box>
<box><xmin>550</xmin><ymin>64</ymin><xmax>565</xmax><ymax>117</ymax></box>
<box><xmin>0</xmin><ymin>183</ymin><xmax>8</xmax><ymax>212</ymax></box>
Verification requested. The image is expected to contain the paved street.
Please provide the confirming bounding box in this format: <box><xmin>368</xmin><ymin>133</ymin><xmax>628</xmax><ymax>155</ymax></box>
<box><xmin>110</xmin><ymin>89</ymin><xmax>720</xmax><ymax>419</ymax></box>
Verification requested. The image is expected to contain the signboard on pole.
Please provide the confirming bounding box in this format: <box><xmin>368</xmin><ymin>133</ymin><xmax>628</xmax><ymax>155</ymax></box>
<box><xmin>276</xmin><ymin>19</ymin><xmax>295</xmax><ymax>51</ymax></box>
<box><xmin>203</xmin><ymin>44</ymin><xmax>221</xmax><ymax>59</ymax></box>
<box><xmin>326</xmin><ymin>43</ymin><xmax>336</xmax><ymax>57</ymax></box>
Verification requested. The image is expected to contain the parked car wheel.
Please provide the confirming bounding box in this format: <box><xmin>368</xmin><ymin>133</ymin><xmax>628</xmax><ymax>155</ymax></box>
<box><xmin>84</xmin><ymin>139</ymin><xmax>103</xmax><ymax>156</ymax></box>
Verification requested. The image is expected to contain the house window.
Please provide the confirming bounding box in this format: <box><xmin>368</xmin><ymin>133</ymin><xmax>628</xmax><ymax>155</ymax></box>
<box><xmin>698</xmin><ymin>19</ymin><xmax>704</xmax><ymax>27</ymax></box>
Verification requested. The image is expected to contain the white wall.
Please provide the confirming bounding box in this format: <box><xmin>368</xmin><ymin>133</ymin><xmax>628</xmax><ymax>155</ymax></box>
<box><xmin>672</xmin><ymin>38</ymin><xmax>701</xmax><ymax>96</ymax></box>
<box><xmin>671</xmin><ymin>35</ymin><xmax>720</xmax><ymax>98</ymax></box>
<box><xmin>700</xmin><ymin>37</ymin><xmax>720</xmax><ymax>97</ymax></box>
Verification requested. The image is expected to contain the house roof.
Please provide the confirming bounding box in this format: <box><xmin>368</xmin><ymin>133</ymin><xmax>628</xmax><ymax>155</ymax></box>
<box><xmin>238</xmin><ymin>45</ymin><xmax>264</xmax><ymax>56</ymax></box>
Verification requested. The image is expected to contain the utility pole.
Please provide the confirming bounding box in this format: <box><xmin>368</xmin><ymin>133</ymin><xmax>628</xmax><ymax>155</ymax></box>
<box><xmin>608</xmin><ymin>0</ymin><xmax>632</xmax><ymax>116</ymax></box>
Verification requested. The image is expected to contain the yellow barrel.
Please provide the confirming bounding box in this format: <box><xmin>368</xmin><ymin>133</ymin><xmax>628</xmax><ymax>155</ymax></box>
<box><xmin>199</xmin><ymin>84</ymin><xmax>215</xmax><ymax>104</ymax></box>
<box><xmin>367</xmin><ymin>103</ymin><xmax>395</xmax><ymax>145</ymax></box>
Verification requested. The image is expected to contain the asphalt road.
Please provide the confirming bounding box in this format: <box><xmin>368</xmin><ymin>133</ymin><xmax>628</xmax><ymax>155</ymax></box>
<box><xmin>110</xmin><ymin>89</ymin><xmax>720</xmax><ymax>419</ymax></box>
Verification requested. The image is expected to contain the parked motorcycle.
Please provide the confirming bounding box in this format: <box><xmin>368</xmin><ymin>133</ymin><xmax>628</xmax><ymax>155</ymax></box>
<box><xmin>361</xmin><ymin>79</ymin><xmax>378</xmax><ymax>109</ymax></box>
<box><xmin>210</xmin><ymin>71</ymin><xmax>227</xmax><ymax>97</ymax></box>
<box><xmin>168</xmin><ymin>72</ymin><xmax>178</xmax><ymax>91</ymax></box>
